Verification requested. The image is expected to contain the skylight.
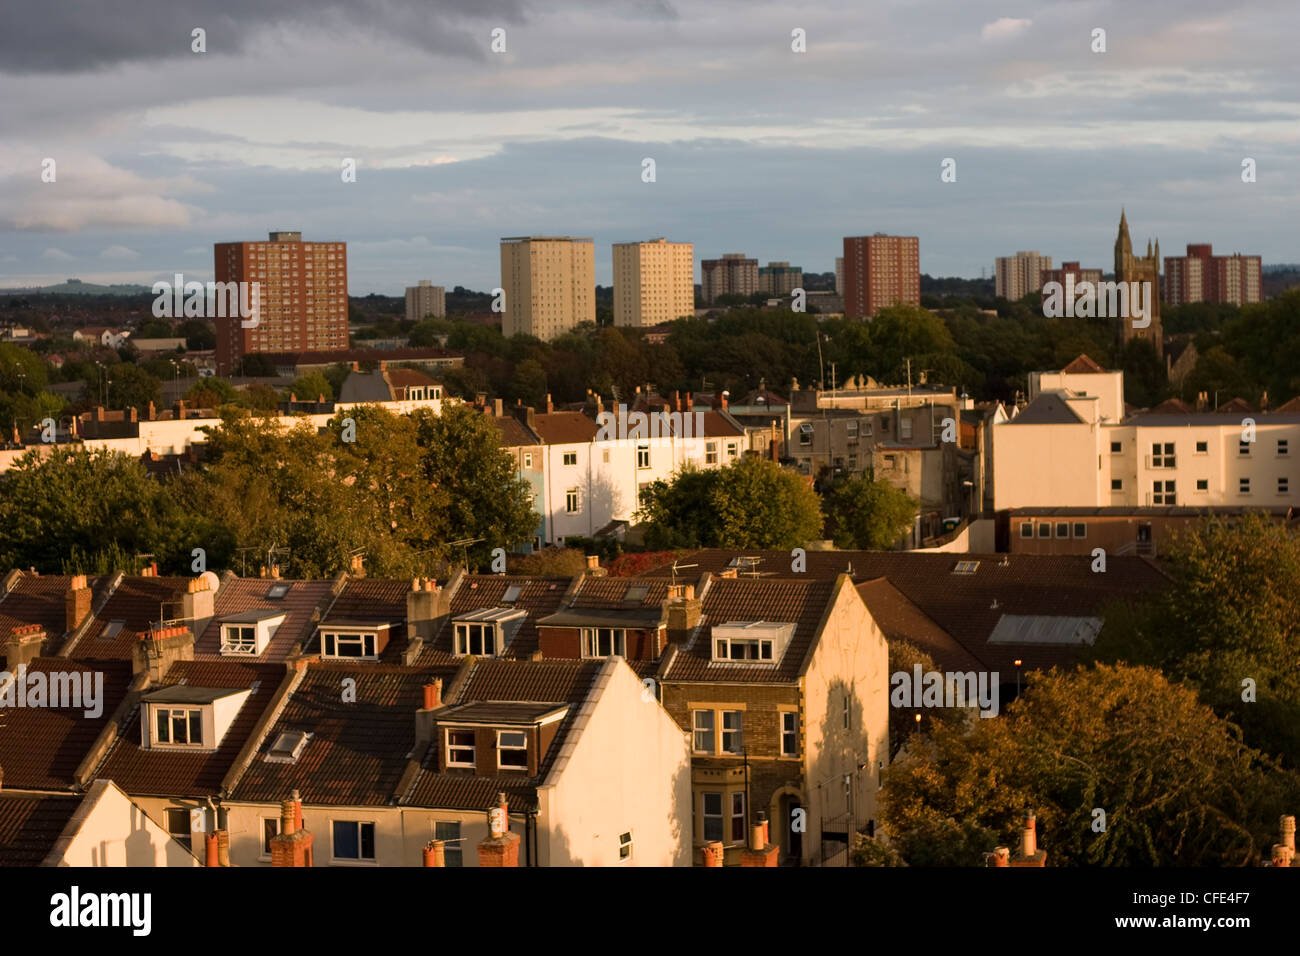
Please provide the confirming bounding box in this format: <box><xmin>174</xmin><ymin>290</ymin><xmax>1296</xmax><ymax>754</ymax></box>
<box><xmin>266</xmin><ymin>583</ymin><xmax>290</xmax><ymax>599</ymax></box>
<box><xmin>101</xmin><ymin>620</ymin><xmax>125</xmax><ymax>640</ymax></box>
<box><xmin>265</xmin><ymin>730</ymin><xmax>311</xmax><ymax>763</ymax></box>
<box><xmin>624</xmin><ymin>584</ymin><xmax>649</xmax><ymax>603</ymax></box>
<box><xmin>952</xmin><ymin>560</ymin><xmax>980</xmax><ymax>575</ymax></box>
<box><xmin>502</xmin><ymin>584</ymin><xmax>523</xmax><ymax>604</ymax></box>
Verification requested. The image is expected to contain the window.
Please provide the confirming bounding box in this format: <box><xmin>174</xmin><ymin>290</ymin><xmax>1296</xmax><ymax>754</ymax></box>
<box><xmin>497</xmin><ymin>730</ymin><xmax>528</xmax><ymax>769</ymax></box>
<box><xmin>799</xmin><ymin>423</ymin><xmax>813</xmax><ymax>446</ymax></box>
<box><xmin>1195</xmin><ymin>441</ymin><xmax>1208</xmax><ymax>454</ymax></box>
<box><xmin>619</xmin><ymin>831</ymin><xmax>633</xmax><ymax>861</ymax></box>
<box><xmin>1037</xmin><ymin>523</ymin><xmax>1051</xmax><ymax>538</ymax></box>
<box><xmin>702</xmin><ymin>792</ymin><xmax>724</xmax><ymax>842</ymax></box>
<box><xmin>726</xmin><ymin>442</ymin><xmax>738</xmax><ymax>459</ymax></box>
<box><xmin>1072</xmin><ymin>522</ymin><xmax>1086</xmax><ymax>538</ymax></box>
<box><xmin>1279</xmin><ymin>439</ymin><xmax>1290</xmax><ymax>457</ymax></box>
<box><xmin>781</xmin><ymin>712</ymin><xmax>798</xmax><ymax>757</ymax></box>
<box><xmin>692</xmin><ymin>710</ymin><xmax>715</xmax><ymax>753</ymax></box>
<box><xmin>1111</xmin><ymin>479</ymin><xmax>1122</xmax><ymax>491</ymax></box>
<box><xmin>261</xmin><ymin>817</ymin><xmax>279</xmax><ymax>857</ymax></box>
<box><xmin>166</xmin><ymin>809</ymin><xmax>193</xmax><ymax>852</ymax></box>
<box><xmin>321</xmin><ymin>631</ymin><xmax>377</xmax><ymax>659</ymax></box>
<box><xmin>1240</xmin><ymin>477</ymin><xmax>1251</xmax><ymax>494</ymax></box>
<box><xmin>523</xmin><ymin>453</ymin><xmax>532</xmax><ymax>468</ymax></box>
<box><xmin>1279</xmin><ymin>477</ymin><xmax>1289</xmax><ymax>494</ymax></box>
<box><xmin>637</xmin><ymin>445</ymin><xmax>650</xmax><ymax>469</ymax></box>
<box><xmin>155</xmin><ymin>707</ymin><xmax>203</xmax><ymax>746</ymax></box>
<box><xmin>1196</xmin><ymin>478</ymin><xmax>1208</xmax><ymax>491</ymax></box>
<box><xmin>1151</xmin><ymin>442</ymin><xmax>1175</xmax><ymax>468</ymax></box>
<box><xmin>580</xmin><ymin>627</ymin><xmax>626</xmax><ymax>657</ymax></box>
<box><xmin>221</xmin><ymin>625</ymin><xmax>256</xmax><ymax>654</ymax></box>
<box><xmin>721</xmin><ymin>711</ymin><xmax>743</xmax><ymax>754</ymax></box>
<box><xmin>563</xmin><ymin>452</ymin><xmax>578</xmax><ymax>466</ymax></box>
<box><xmin>1054</xmin><ymin>522</ymin><xmax>1069</xmax><ymax>538</ymax></box>
<box><xmin>705</xmin><ymin>441</ymin><xmax>718</xmax><ymax>464</ymax></box>
<box><xmin>565</xmin><ymin>488</ymin><xmax>580</xmax><ymax>513</ymax></box>
<box><xmin>846</xmin><ymin>421</ymin><xmax>858</xmax><ymax>439</ymax></box>
<box><xmin>1152</xmin><ymin>480</ymin><xmax>1176</xmax><ymax>505</ymax></box>
<box><xmin>1239</xmin><ymin>440</ymin><xmax>1251</xmax><ymax>456</ymax></box>
<box><xmin>713</xmin><ymin>635</ymin><xmax>773</xmax><ymax>661</ymax></box>
<box><xmin>900</xmin><ymin>419</ymin><xmax>913</xmax><ymax>439</ymax></box>
<box><xmin>446</xmin><ymin>729</ymin><xmax>476</xmax><ymax>768</ymax></box>
<box><xmin>332</xmin><ymin>821</ymin><xmax>376</xmax><ymax>862</ymax></box>
<box><xmin>1110</xmin><ymin>441</ymin><xmax>1121</xmax><ymax>453</ymax></box>
<box><xmin>843</xmin><ymin>693</ymin><xmax>850</xmax><ymax>730</ymax></box>
<box><xmin>731</xmin><ymin>792</ymin><xmax>746</xmax><ymax>842</ymax></box>
<box><xmin>1019</xmin><ymin>522</ymin><xmax>1034</xmax><ymax>539</ymax></box>
<box><xmin>435</xmin><ymin>821</ymin><xmax>462</xmax><ymax>867</ymax></box>
<box><xmin>454</xmin><ymin>622</ymin><xmax>496</xmax><ymax>656</ymax></box>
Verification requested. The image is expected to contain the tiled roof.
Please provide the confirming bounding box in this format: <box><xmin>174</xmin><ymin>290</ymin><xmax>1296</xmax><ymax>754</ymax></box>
<box><xmin>0</xmin><ymin>574</ymin><xmax>98</xmax><ymax>648</ymax></box>
<box><xmin>458</xmin><ymin>658</ymin><xmax>602</xmax><ymax>705</ymax></box>
<box><xmin>531</xmin><ymin>411</ymin><xmax>599</xmax><ymax>445</ymax></box>
<box><xmin>423</xmin><ymin>575</ymin><xmax>570</xmax><ymax>662</ymax></box>
<box><xmin>661</xmin><ymin>577</ymin><xmax>837</xmax><ymax>683</ymax></box>
<box><xmin>0</xmin><ymin>792</ymin><xmax>82</xmax><ymax>866</ymax></box>
<box><xmin>403</xmin><ymin>769</ymin><xmax>538</xmax><ymax>813</ymax></box>
<box><xmin>857</xmin><ymin>577</ymin><xmax>984</xmax><ymax>672</ymax></box>
<box><xmin>92</xmin><ymin>660</ymin><xmax>285</xmax><ymax>798</ymax></box>
<box><xmin>1060</xmin><ymin>354</ymin><xmax>1106</xmax><ymax>374</ymax></box>
<box><xmin>386</xmin><ymin>368</ymin><xmax>437</xmax><ymax>388</ymax></box>
<box><xmin>75</xmin><ymin>576</ymin><xmax>193</xmax><ymax>661</ymax></box>
<box><xmin>323</xmin><ymin>578</ymin><xmax>407</xmax><ymax>622</ymax></box>
<box><xmin>0</xmin><ymin>658</ymin><xmax>133</xmax><ymax>790</ymax></box>
<box><xmin>640</xmin><ymin>549</ymin><xmax>1169</xmax><ymax>674</ymax></box>
<box><xmin>231</xmin><ymin>661</ymin><xmax>457</xmax><ymax>807</ymax></box>
<box><xmin>566</xmin><ymin>577</ymin><xmax>668</xmax><ymax>610</ymax></box>
<box><xmin>194</xmin><ymin>577</ymin><xmax>333</xmax><ymax>661</ymax></box>
<box><xmin>697</xmin><ymin>410</ymin><xmax>745</xmax><ymax>438</ymax></box>
<box><xmin>490</xmin><ymin>416</ymin><xmax>541</xmax><ymax>448</ymax></box>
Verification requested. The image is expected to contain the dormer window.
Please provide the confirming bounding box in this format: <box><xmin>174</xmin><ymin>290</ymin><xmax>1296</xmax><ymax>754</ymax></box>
<box><xmin>452</xmin><ymin>608</ymin><xmax>526</xmax><ymax>657</ymax></box>
<box><xmin>497</xmin><ymin>731</ymin><xmax>528</xmax><ymax>769</ymax></box>
<box><xmin>710</xmin><ymin>621</ymin><xmax>795</xmax><ymax>664</ymax></box>
<box><xmin>581</xmin><ymin>627</ymin><xmax>626</xmax><ymax>657</ymax></box>
<box><xmin>446</xmin><ymin>730</ymin><xmax>476</xmax><ymax>768</ymax></box>
<box><xmin>220</xmin><ymin>611</ymin><xmax>286</xmax><ymax>656</ymax></box>
<box><xmin>141</xmin><ymin>686</ymin><xmax>252</xmax><ymax>752</ymax></box>
<box><xmin>319</xmin><ymin>623</ymin><xmax>389</xmax><ymax>661</ymax></box>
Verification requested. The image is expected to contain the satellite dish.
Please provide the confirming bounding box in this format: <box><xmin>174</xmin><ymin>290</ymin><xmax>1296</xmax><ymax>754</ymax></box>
<box><xmin>199</xmin><ymin>570</ymin><xmax>221</xmax><ymax>594</ymax></box>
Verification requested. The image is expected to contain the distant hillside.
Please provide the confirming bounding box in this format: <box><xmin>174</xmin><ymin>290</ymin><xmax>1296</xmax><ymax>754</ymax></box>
<box><xmin>0</xmin><ymin>278</ymin><xmax>154</xmax><ymax>295</ymax></box>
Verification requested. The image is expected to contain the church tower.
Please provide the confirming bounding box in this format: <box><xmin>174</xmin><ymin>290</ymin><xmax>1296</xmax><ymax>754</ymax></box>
<box><xmin>1114</xmin><ymin>209</ymin><xmax>1163</xmax><ymax>358</ymax></box>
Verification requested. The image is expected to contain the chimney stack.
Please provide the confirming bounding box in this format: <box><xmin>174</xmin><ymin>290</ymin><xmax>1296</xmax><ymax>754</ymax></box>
<box><xmin>664</xmin><ymin>584</ymin><xmax>701</xmax><ymax>632</ymax></box>
<box><xmin>406</xmin><ymin>578</ymin><xmax>450</xmax><ymax>647</ymax></box>
<box><xmin>701</xmin><ymin>841</ymin><xmax>725</xmax><ymax>867</ymax></box>
<box><xmin>423</xmin><ymin>840</ymin><xmax>446</xmax><ymax>867</ymax></box>
<box><xmin>180</xmin><ymin>575</ymin><xmax>214</xmax><ymax>622</ymax></box>
<box><xmin>545</xmin><ymin>393</ymin><xmax>553</xmax><ymax>414</ymax></box>
<box><xmin>740</xmin><ymin>811</ymin><xmax>779</xmax><ymax>867</ymax></box>
<box><xmin>1274</xmin><ymin>815</ymin><xmax>1297</xmax><ymax>867</ymax></box>
<box><xmin>494</xmin><ymin>398</ymin><xmax>503</xmax><ymax>417</ymax></box>
<box><xmin>1010</xmin><ymin>812</ymin><xmax>1047</xmax><ymax>866</ymax></box>
<box><xmin>63</xmin><ymin>574</ymin><xmax>93</xmax><ymax>632</ymax></box>
<box><xmin>415</xmin><ymin>677</ymin><xmax>444</xmax><ymax>750</ymax></box>
<box><xmin>269</xmin><ymin>790</ymin><xmax>314</xmax><ymax>867</ymax></box>
<box><xmin>477</xmin><ymin>792</ymin><xmax>521</xmax><ymax>867</ymax></box>
<box><xmin>4</xmin><ymin>624</ymin><xmax>46</xmax><ymax>670</ymax></box>
<box><xmin>989</xmin><ymin>847</ymin><xmax>1010</xmax><ymax>867</ymax></box>
<box><xmin>205</xmin><ymin>832</ymin><xmax>219</xmax><ymax>867</ymax></box>
<box><xmin>133</xmin><ymin>624</ymin><xmax>195</xmax><ymax>682</ymax></box>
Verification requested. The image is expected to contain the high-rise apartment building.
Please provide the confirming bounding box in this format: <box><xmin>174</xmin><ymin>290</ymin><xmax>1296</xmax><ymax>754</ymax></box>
<box><xmin>405</xmin><ymin>280</ymin><xmax>446</xmax><ymax>322</ymax></box>
<box><xmin>1040</xmin><ymin>261</ymin><xmax>1103</xmax><ymax>289</ymax></box>
<box><xmin>842</xmin><ymin>234</ymin><xmax>920</xmax><ymax>319</ymax></box>
<box><xmin>213</xmin><ymin>231</ymin><xmax>348</xmax><ymax>375</ymax></box>
<box><xmin>994</xmin><ymin>251</ymin><xmax>1053</xmax><ymax>300</ymax></box>
<box><xmin>1164</xmin><ymin>244</ymin><xmax>1262</xmax><ymax>307</ymax></box>
<box><xmin>700</xmin><ymin>253</ymin><xmax>758</xmax><ymax>303</ymax></box>
<box><xmin>499</xmin><ymin>236</ymin><xmax>595</xmax><ymax>341</ymax></box>
<box><xmin>835</xmin><ymin>257</ymin><xmax>844</xmax><ymax>296</ymax></box>
<box><xmin>758</xmin><ymin>261</ymin><xmax>803</xmax><ymax>296</ymax></box>
<box><xmin>612</xmin><ymin>238</ymin><xmax>694</xmax><ymax>328</ymax></box>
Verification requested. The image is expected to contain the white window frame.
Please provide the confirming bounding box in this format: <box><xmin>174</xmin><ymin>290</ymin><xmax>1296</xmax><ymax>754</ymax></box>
<box><xmin>566</xmin><ymin>488</ymin><xmax>580</xmax><ymax>514</ymax></box>
<box><xmin>497</xmin><ymin>730</ymin><xmax>528</xmax><ymax>770</ymax></box>
<box><xmin>331</xmin><ymin>820</ymin><xmax>376</xmax><ymax>863</ymax></box>
<box><xmin>781</xmin><ymin>711</ymin><xmax>798</xmax><ymax>757</ymax></box>
<box><xmin>446</xmin><ymin>729</ymin><xmax>476</xmax><ymax>768</ymax></box>
<box><xmin>580</xmin><ymin>627</ymin><xmax>626</xmax><ymax>657</ymax></box>
<box><xmin>454</xmin><ymin>621</ymin><xmax>497</xmax><ymax>656</ymax></box>
<box><xmin>721</xmin><ymin>710</ymin><xmax>743</xmax><ymax>754</ymax></box>
<box><xmin>705</xmin><ymin>441</ymin><xmax>718</xmax><ymax>464</ymax></box>
<box><xmin>1019</xmin><ymin>521</ymin><xmax>1034</xmax><ymax>538</ymax></box>
<box><xmin>712</xmin><ymin>635</ymin><xmax>773</xmax><ymax>662</ymax></box>
<box><xmin>692</xmin><ymin>710</ymin><xmax>715</xmax><ymax>753</ymax></box>
<box><xmin>619</xmin><ymin>830</ymin><xmax>633</xmax><ymax>861</ymax></box>
<box><xmin>636</xmin><ymin>445</ymin><xmax>650</xmax><ymax>469</ymax></box>
<box><xmin>260</xmin><ymin>816</ymin><xmax>280</xmax><ymax>859</ymax></box>
<box><xmin>154</xmin><ymin>706</ymin><xmax>203</xmax><ymax>747</ymax></box>
<box><xmin>220</xmin><ymin>624</ymin><xmax>257</xmax><ymax>655</ymax></box>
<box><xmin>563</xmin><ymin>451</ymin><xmax>578</xmax><ymax>466</ymax></box>
<box><xmin>321</xmin><ymin>630</ymin><xmax>379</xmax><ymax>661</ymax></box>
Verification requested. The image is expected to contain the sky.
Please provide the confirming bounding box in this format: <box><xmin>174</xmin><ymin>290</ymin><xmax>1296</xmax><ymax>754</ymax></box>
<box><xmin>2</xmin><ymin>0</ymin><xmax>1298</xmax><ymax>294</ymax></box>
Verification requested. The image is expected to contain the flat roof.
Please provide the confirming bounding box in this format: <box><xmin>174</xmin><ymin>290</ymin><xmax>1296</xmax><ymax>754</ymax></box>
<box><xmin>142</xmin><ymin>685</ymin><xmax>249</xmax><ymax>705</ymax></box>
<box><xmin>538</xmin><ymin>608</ymin><xmax>663</xmax><ymax>629</ymax></box>
<box><xmin>437</xmin><ymin>702</ymin><xmax>568</xmax><ymax>725</ymax></box>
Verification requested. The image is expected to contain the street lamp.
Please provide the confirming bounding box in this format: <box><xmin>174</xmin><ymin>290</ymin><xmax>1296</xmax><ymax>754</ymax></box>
<box><xmin>1014</xmin><ymin>658</ymin><xmax>1023</xmax><ymax>698</ymax></box>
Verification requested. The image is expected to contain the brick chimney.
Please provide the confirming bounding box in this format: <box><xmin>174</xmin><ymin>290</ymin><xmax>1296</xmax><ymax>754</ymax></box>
<box><xmin>147</xmin><ymin>401</ymin><xmax>156</xmax><ymax>421</ymax></box>
<box><xmin>584</xmin><ymin>555</ymin><xmax>607</xmax><ymax>577</ymax></box>
<box><xmin>1273</xmin><ymin>815</ymin><xmax>1296</xmax><ymax>867</ymax></box>
<box><xmin>406</xmin><ymin>578</ymin><xmax>450</xmax><ymax>649</ymax></box>
<box><xmin>512</xmin><ymin>404</ymin><xmax>536</xmax><ymax>431</ymax></box>
<box><xmin>988</xmin><ymin>846</ymin><xmax>1010</xmax><ymax>867</ymax></box>
<box><xmin>477</xmin><ymin>792</ymin><xmax>521</xmax><ymax>867</ymax></box>
<box><xmin>1010</xmin><ymin>812</ymin><xmax>1047</xmax><ymax>866</ymax></box>
<box><xmin>493</xmin><ymin>398</ymin><xmax>503</xmax><ymax>417</ymax></box>
<box><xmin>133</xmin><ymin>624</ymin><xmax>194</xmax><ymax>682</ymax></box>
<box><xmin>414</xmin><ymin>678</ymin><xmax>443</xmax><ymax>750</ymax></box>
<box><xmin>270</xmin><ymin>790</ymin><xmax>313</xmax><ymax>867</ymax></box>
<box><xmin>663</xmin><ymin>584</ymin><xmax>701</xmax><ymax>631</ymax></box>
<box><xmin>700</xmin><ymin>841</ymin><xmax>725</xmax><ymax>867</ymax></box>
<box><xmin>66</xmin><ymin>574</ymin><xmax>94</xmax><ymax>633</ymax></box>
<box><xmin>685</xmin><ymin>392</ymin><xmax>693</xmax><ymax>412</ymax></box>
<box><xmin>545</xmin><ymin>393</ymin><xmax>553</xmax><ymax>414</ymax></box>
<box><xmin>180</xmin><ymin>575</ymin><xmax>214</xmax><ymax>622</ymax></box>
<box><xmin>4</xmin><ymin>624</ymin><xmax>46</xmax><ymax>670</ymax></box>
<box><xmin>740</xmin><ymin>811</ymin><xmax>779</xmax><ymax>867</ymax></box>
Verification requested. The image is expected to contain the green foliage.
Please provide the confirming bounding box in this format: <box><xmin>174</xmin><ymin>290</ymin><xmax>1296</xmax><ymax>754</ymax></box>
<box><xmin>826</xmin><ymin>477</ymin><xmax>917</xmax><ymax>549</ymax></box>
<box><xmin>106</xmin><ymin>362</ymin><xmax>161</xmax><ymax>411</ymax></box>
<box><xmin>507</xmin><ymin>547</ymin><xmax>588</xmax><ymax>577</ymax></box>
<box><xmin>1094</xmin><ymin>513</ymin><xmax>1300</xmax><ymax>764</ymax></box>
<box><xmin>850</xmin><ymin>834</ymin><xmax>906</xmax><ymax>867</ymax></box>
<box><xmin>639</xmin><ymin>457</ymin><xmax>823</xmax><ymax>549</ymax></box>
<box><xmin>287</xmin><ymin>371</ymin><xmax>333</xmax><ymax>402</ymax></box>
<box><xmin>881</xmin><ymin>664</ymin><xmax>1300</xmax><ymax>866</ymax></box>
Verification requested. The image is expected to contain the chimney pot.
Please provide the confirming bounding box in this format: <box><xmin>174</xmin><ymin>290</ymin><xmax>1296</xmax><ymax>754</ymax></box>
<box><xmin>1022</xmin><ymin>812</ymin><xmax>1037</xmax><ymax>858</ymax></box>
<box><xmin>422</xmin><ymin>679</ymin><xmax>442</xmax><ymax>711</ymax></box>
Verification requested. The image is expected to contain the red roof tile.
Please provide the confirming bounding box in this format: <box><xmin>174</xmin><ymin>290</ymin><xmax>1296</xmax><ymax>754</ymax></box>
<box><xmin>531</xmin><ymin>411</ymin><xmax>598</xmax><ymax>445</ymax></box>
<box><xmin>194</xmin><ymin>577</ymin><xmax>333</xmax><ymax>662</ymax></box>
<box><xmin>422</xmin><ymin>575</ymin><xmax>570</xmax><ymax>662</ymax></box>
<box><xmin>75</xmin><ymin>576</ymin><xmax>193</xmax><ymax>661</ymax></box>
<box><xmin>0</xmin><ymin>792</ymin><xmax>82</xmax><ymax>865</ymax></box>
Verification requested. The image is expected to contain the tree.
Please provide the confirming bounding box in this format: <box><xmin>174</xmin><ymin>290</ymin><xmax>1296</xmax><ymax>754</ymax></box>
<box><xmin>287</xmin><ymin>371</ymin><xmax>333</xmax><ymax>402</ymax></box>
<box><xmin>881</xmin><ymin>664</ymin><xmax>1300</xmax><ymax>866</ymax></box>
<box><xmin>639</xmin><ymin>458</ymin><xmax>823</xmax><ymax>549</ymax></box>
<box><xmin>177</xmin><ymin>319</ymin><xmax>216</xmax><ymax>351</ymax></box>
<box><xmin>1120</xmin><ymin>337</ymin><xmax>1169</xmax><ymax>408</ymax></box>
<box><xmin>1094</xmin><ymin>513</ymin><xmax>1300</xmax><ymax>765</ymax></box>
<box><xmin>412</xmin><ymin>403</ymin><xmax>538</xmax><ymax>566</ymax></box>
<box><xmin>0</xmin><ymin>448</ymin><xmax>204</xmax><ymax>573</ymax></box>
<box><xmin>826</xmin><ymin>477</ymin><xmax>918</xmax><ymax>549</ymax></box>
<box><xmin>106</xmin><ymin>363</ymin><xmax>161</xmax><ymax>412</ymax></box>
<box><xmin>185</xmin><ymin>378</ymin><xmax>238</xmax><ymax>410</ymax></box>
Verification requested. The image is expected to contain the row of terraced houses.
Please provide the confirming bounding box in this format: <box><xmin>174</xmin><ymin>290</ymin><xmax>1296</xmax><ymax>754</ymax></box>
<box><xmin>0</xmin><ymin>548</ymin><xmax>1164</xmax><ymax>866</ymax></box>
